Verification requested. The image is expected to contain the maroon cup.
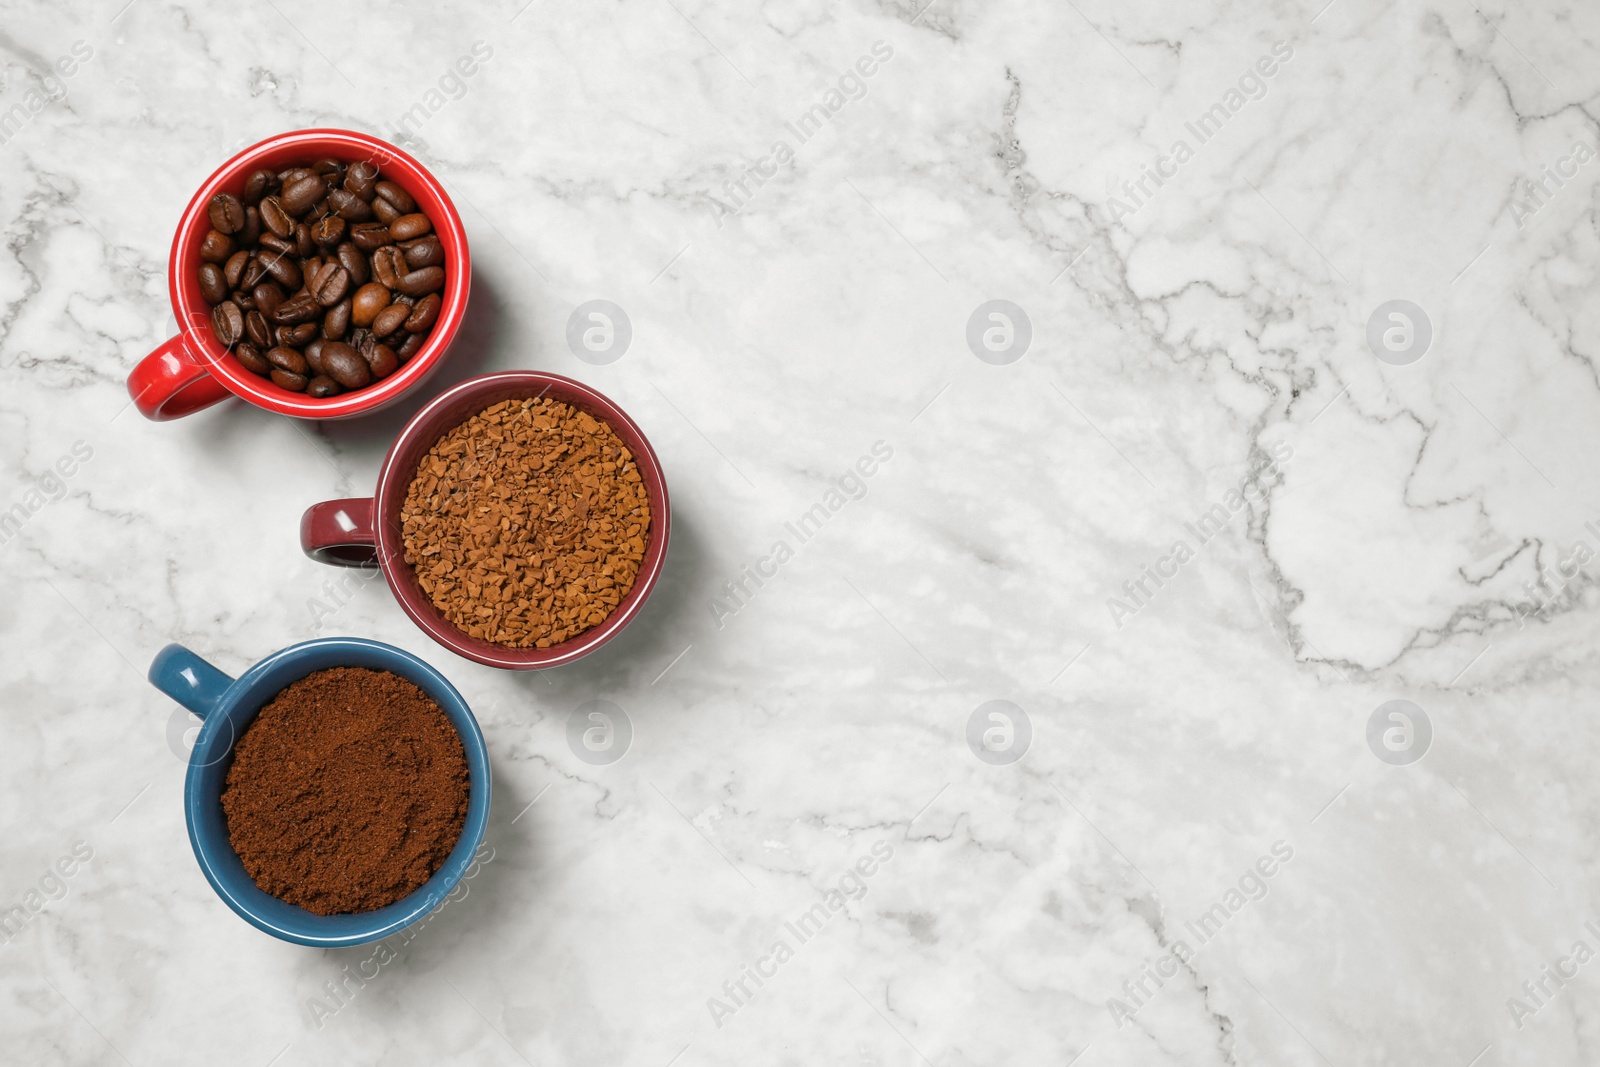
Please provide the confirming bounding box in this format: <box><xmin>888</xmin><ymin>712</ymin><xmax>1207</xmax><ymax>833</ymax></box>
<box><xmin>301</xmin><ymin>371</ymin><xmax>670</xmax><ymax>670</ymax></box>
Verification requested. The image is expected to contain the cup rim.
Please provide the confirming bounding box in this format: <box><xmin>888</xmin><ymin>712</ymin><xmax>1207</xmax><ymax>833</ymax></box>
<box><xmin>183</xmin><ymin>637</ymin><xmax>492</xmax><ymax>947</ymax></box>
<box><xmin>369</xmin><ymin>371</ymin><xmax>672</xmax><ymax>670</ymax></box>
<box><xmin>169</xmin><ymin>128</ymin><xmax>471</xmax><ymax>419</ymax></box>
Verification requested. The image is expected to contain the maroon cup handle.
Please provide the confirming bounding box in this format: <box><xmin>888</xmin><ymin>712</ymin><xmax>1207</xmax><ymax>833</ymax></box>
<box><xmin>301</xmin><ymin>498</ymin><xmax>378</xmax><ymax>566</ymax></box>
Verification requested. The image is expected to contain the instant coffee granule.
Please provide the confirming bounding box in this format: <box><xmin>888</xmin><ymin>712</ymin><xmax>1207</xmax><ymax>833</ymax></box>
<box><xmin>400</xmin><ymin>396</ymin><xmax>651</xmax><ymax>647</ymax></box>
<box><xmin>221</xmin><ymin>667</ymin><xmax>469</xmax><ymax>915</ymax></box>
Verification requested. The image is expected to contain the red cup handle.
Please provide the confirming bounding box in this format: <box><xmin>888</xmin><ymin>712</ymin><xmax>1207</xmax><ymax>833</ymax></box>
<box><xmin>301</xmin><ymin>498</ymin><xmax>378</xmax><ymax>566</ymax></box>
<box><xmin>127</xmin><ymin>335</ymin><xmax>231</xmax><ymax>421</ymax></box>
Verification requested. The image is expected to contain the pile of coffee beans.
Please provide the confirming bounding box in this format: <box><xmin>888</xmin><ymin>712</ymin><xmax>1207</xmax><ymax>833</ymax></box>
<box><xmin>197</xmin><ymin>158</ymin><xmax>446</xmax><ymax>397</ymax></box>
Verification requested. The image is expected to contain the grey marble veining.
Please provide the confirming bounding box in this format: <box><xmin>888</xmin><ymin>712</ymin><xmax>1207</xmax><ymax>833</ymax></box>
<box><xmin>4</xmin><ymin>0</ymin><xmax>1600</xmax><ymax>1064</ymax></box>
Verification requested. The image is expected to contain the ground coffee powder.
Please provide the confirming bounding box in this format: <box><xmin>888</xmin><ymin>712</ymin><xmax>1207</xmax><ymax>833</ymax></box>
<box><xmin>400</xmin><ymin>396</ymin><xmax>652</xmax><ymax>647</ymax></box>
<box><xmin>221</xmin><ymin>667</ymin><xmax>469</xmax><ymax>915</ymax></box>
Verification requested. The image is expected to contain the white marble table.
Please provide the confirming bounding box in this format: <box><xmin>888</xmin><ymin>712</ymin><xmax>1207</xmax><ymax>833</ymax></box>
<box><xmin>4</xmin><ymin>0</ymin><xmax>1600</xmax><ymax>1063</ymax></box>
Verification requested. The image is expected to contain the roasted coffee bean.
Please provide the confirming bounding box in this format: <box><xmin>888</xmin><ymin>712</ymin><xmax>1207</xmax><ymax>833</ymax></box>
<box><xmin>336</xmin><ymin>241</ymin><xmax>370</xmax><ymax>285</ymax></box>
<box><xmin>267</xmin><ymin>345</ymin><xmax>308</xmax><ymax>376</ymax></box>
<box><xmin>405</xmin><ymin>293</ymin><xmax>442</xmax><ymax>333</ymax></box>
<box><xmin>309</xmin><ymin>262</ymin><xmax>351</xmax><ymax>307</ymax></box>
<box><xmin>202</xmin><ymin>159</ymin><xmax>443</xmax><ymax>398</ymax></box>
<box><xmin>260</xmin><ymin>250</ymin><xmax>302</xmax><ymax>290</ymax></box>
<box><xmin>224</xmin><ymin>249</ymin><xmax>251</xmax><ymax>289</ymax></box>
<box><xmin>245</xmin><ymin>309</ymin><xmax>272</xmax><ymax>349</ymax></box>
<box><xmin>349</xmin><ymin>222</ymin><xmax>391</xmax><ymax>253</ymax></box>
<box><xmin>234</xmin><ymin>341</ymin><xmax>270</xmax><ymax>375</ymax></box>
<box><xmin>371</xmin><ymin>303</ymin><xmax>410</xmax><ymax>338</ymax></box>
<box><xmin>199</xmin><ymin>229</ymin><xmax>235</xmax><ymax>263</ymax></box>
<box><xmin>344</xmin><ymin>161</ymin><xmax>378</xmax><ymax>200</ymax></box>
<box><xmin>208</xmin><ymin>193</ymin><xmax>245</xmax><ymax>234</ymax></box>
<box><xmin>320</xmin><ymin>341</ymin><xmax>371</xmax><ymax>389</ymax></box>
<box><xmin>350</xmin><ymin>282</ymin><xmax>391</xmax><ymax>326</ymax></box>
<box><xmin>211</xmin><ymin>300</ymin><xmax>244</xmax><ymax>346</ymax></box>
<box><xmin>307</xmin><ymin>375</ymin><xmax>342</xmax><ymax>398</ymax></box>
<box><xmin>258</xmin><ymin>231</ymin><xmax>295</xmax><ymax>256</ymax></box>
<box><xmin>239</xmin><ymin>254</ymin><xmax>268</xmax><ymax>290</ymax></box>
<box><xmin>270</xmin><ymin>368</ymin><xmax>308</xmax><ymax>392</ymax></box>
<box><xmin>400</xmin><ymin>235</ymin><xmax>444</xmax><ymax>269</ymax></box>
<box><xmin>281</xmin><ymin>174</ymin><xmax>326</xmax><ymax>215</ymax></box>
<box><xmin>197</xmin><ymin>262</ymin><xmax>228</xmax><ymax>304</ymax></box>
<box><xmin>259</xmin><ymin>196</ymin><xmax>293</xmax><ymax>239</ymax></box>
<box><xmin>277</xmin><ymin>322</ymin><xmax>318</xmax><ymax>347</ymax></box>
<box><xmin>396</xmin><ymin>329</ymin><xmax>427</xmax><ymax>362</ymax></box>
<box><xmin>365</xmin><ymin>343</ymin><xmax>399</xmax><ymax>380</ymax></box>
<box><xmin>311</xmin><ymin>215</ymin><xmax>345</xmax><ymax>247</ymax></box>
<box><xmin>328</xmin><ymin>187</ymin><xmax>373</xmax><ymax>222</ymax></box>
<box><xmin>372</xmin><ymin>247</ymin><xmax>407</xmax><ymax>289</ymax></box>
<box><xmin>388</xmin><ymin>213</ymin><xmax>432</xmax><ymax>242</ymax></box>
<box><xmin>252</xmin><ymin>281</ymin><xmax>285</xmax><ymax>317</ymax></box>
<box><xmin>242</xmin><ymin>168</ymin><xmax>276</xmax><ymax>205</ymax></box>
<box><xmin>271</xmin><ymin>291</ymin><xmax>322</xmax><ymax>325</ymax></box>
<box><xmin>396</xmin><ymin>266</ymin><xmax>445</xmax><ymax>297</ymax></box>
<box><xmin>374</xmin><ymin>180</ymin><xmax>415</xmax><ymax>214</ymax></box>
<box><xmin>239</xmin><ymin>205</ymin><xmax>262</xmax><ymax>246</ymax></box>
<box><xmin>323</xmin><ymin>298</ymin><xmax>351</xmax><ymax>339</ymax></box>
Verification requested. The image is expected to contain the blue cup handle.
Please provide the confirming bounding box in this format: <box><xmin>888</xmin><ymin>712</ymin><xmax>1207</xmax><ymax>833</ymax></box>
<box><xmin>149</xmin><ymin>643</ymin><xmax>235</xmax><ymax>720</ymax></box>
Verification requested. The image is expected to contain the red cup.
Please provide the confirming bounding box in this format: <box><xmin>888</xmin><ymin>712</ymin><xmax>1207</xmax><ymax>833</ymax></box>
<box><xmin>127</xmin><ymin>128</ymin><xmax>471</xmax><ymax>421</ymax></box>
<box><xmin>301</xmin><ymin>372</ymin><xmax>671</xmax><ymax>670</ymax></box>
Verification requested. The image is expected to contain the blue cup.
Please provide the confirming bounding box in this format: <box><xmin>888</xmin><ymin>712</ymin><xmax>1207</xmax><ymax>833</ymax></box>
<box><xmin>148</xmin><ymin>637</ymin><xmax>492</xmax><ymax>947</ymax></box>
